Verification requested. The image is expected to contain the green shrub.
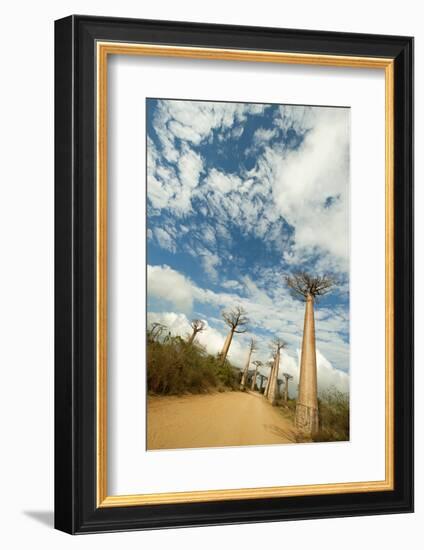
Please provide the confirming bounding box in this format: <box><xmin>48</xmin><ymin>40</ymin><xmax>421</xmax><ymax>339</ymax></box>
<box><xmin>147</xmin><ymin>335</ymin><xmax>237</xmax><ymax>395</ymax></box>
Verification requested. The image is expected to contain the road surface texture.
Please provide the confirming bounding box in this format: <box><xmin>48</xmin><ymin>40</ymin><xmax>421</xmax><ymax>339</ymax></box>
<box><xmin>147</xmin><ymin>390</ymin><xmax>297</xmax><ymax>450</ymax></box>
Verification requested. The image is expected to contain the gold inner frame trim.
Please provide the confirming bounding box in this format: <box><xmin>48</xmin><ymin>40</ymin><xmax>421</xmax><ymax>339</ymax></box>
<box><xmin>96</xmin><ymin>42</ymin><xmax>395</xmax><ymax>508</ymax></box>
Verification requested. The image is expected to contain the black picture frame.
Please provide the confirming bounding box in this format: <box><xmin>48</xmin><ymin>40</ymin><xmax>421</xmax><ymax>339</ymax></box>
<box><xmin>55</xmin><ymin>14</ymin><xmax>414</xmax><ymax>534</ymax></box>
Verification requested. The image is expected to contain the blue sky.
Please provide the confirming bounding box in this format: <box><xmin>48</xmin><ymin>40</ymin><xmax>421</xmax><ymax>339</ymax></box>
<box><xmin>146</xmin><ymin>98</ymin><xmax>350</xmax><ymax>395</ymax></box>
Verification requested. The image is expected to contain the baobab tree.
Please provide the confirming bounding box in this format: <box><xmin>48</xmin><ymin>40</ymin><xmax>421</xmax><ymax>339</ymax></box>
<box><xmin>263</xmin><ymin>358</ymin><xmax>275</xmax><ymax>398</ymax></box>
<box><xmin>267</xmin><ymin>338</ymin><xmax>287</xmax><ymax>406</ymax></box>
<box><xmin>285</xmin><ymin>272</ymin><xmax>336</xmax><ymax>434</ymax></box>
<box><xmin>251</xmin><ymin>360</ymin><xmax>263</xmax><ymax>391</ymax></box>
<box><xmin>148</xmin><ymin>322</ymin><xmax>167</xmax><ymax>342</ymax></box>
<box><xmin>240</xmin><ymin>338</ymin><xmax>257</xmax><ymax>390</ymax></box>
<box><xmin>187</xmin><ymin>319</ymin><xmax>206</xmax><ymax>345</ymax></box>
<box><xmin>282</xmin><ymin>372</ymin><xmax>293</xmax><ymax>403</ymax></box>
<box><xmin>219</xmin><ymin>306</ymin><xmax>249</xmax><ymax>364</ymax></box>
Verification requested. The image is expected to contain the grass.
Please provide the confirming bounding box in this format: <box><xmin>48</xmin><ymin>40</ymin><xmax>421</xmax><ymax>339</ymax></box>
<box><xmin>277</xmin><ymin>388</ymin><xmax>349</xmax><ymax>443</ymax></box>
<box><xmin>313</xmin><ymin>387</ymin><xmax>349</xmax><ymax>442</ymax></box>
<box><xmin>147</xmin><ymin>332</ymin><xmax>239</xmax><ymax>395</ymax></box>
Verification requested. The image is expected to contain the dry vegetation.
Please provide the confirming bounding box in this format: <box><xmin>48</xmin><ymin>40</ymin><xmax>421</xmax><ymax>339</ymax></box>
<box><xmin>278</xmin><ymin>387</ymin><xmax>349</xmax><ymax>443</ymax></box>
<box><xmin>147</xmin><ymin>331</ymin><xmax>239</xmax><ymax>395</ymax></box>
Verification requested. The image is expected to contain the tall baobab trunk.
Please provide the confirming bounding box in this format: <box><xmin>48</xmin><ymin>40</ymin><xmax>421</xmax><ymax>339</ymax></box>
<box><xmin>219</xmin><ymin>329</ymin><xmax>234</xmax><ymax>364</ymax></box>
<box><xmin>295</xmin><ymin>294</ymin><xmax>319</xmax><ymax>435</ymax></box>
<box><xmin>263</xmin><ymin>371</ymin><xmax>270</xmax><ymax>397</ymax></box>
<box><xmin>285</xmin><ymin>272</ymin><xmax>335</xmax><ymax>434</ymax></box>
<box><xmin>263</xmin><ymin>361</ymin><xmax>274</xmax><ymax>398</ymax></box>
<box><xmin>187</xmin><ymin>332</ymin><xmax>196</xmax><ymax>345</ymax></box>
<box><xmin>240</xmin><ymin>340</ymin><xmax>256</xmax><ymax>390</ymax></box>
<box><xmin>240</xmin><ymin>348</ymin><xmax>253</xmax><ymax>390</ymax></box>
<box><xmin>284</xmin><ymin>377</ymin><xmax>289</xmax><ymax>402</ymax></box>
<box><xmin>268</xmin><ymin>352</ymin><xmax>280</xmax><ymax>406</ymax></box>
<box><xmin>250</xmin><ymin>362</ymin><xmax>260</xmax><ymax>391</ymax></box>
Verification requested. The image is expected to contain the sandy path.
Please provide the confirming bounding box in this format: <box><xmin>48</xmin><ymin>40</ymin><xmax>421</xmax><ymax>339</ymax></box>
<box><xmin>147</xmin><ymin>391</ymin><xmax>297</xmax><ymax>450</ymax></box>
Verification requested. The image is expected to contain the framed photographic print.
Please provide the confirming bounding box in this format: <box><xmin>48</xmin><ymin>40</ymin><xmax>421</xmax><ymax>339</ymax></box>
<box><xmin>54</xmin><ymin>15</ymin><xmax>414</xmax><ymax>534</ymax></box>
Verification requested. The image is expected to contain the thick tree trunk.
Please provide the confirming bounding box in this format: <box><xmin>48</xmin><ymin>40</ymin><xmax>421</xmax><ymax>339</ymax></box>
<box><xmin>240</xmin><ymin>348</ymin><xmax>252</xmax><ymax>390</ymax></box>
<box><xmin>220</xmin><ymin>329</ymin><xmax>234</xmax><ymax>364</ymax></box>
<box><xmin>264</xmin><ymin>361</ymin><xmax>274</xmax><ymax>398</ymax></box>
<box><xmin>251</xmin><ymin>364</ymin><xmax>259</xmax><ymax>390</ymax></box>
<box><xmin>188</xmin><ymin>330</ymin><xmax>196</xmax><ymax>345</ymax></box>
<box><xmin>263</xmin><ymin>373</ymin><xmax>270</xmax><ymax>397</ymax></box>
<box><xmin>295</xmin><ymin>294</ymin><xmax>319</xmax><ymax>435</ymax></box>
<box><xmin>284</xmin><ymin>379</ymin><xmax>289</xmax><ymax>402</ymax></box>
<box><xmin>259</xmin><ymin>375</ymin><xmax>264</xmax><ymax>391</ymax></box>
<box><xmin>268</xmin><ymin>352</ymin><xmax>280</xmax><ymax>406</ymax></box>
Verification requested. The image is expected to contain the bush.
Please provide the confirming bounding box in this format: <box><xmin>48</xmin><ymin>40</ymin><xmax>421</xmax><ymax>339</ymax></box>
<box><xmin>313</xmin><ymin>387</ymin><xmax>350</xmax><ymax>442</ymax></box>
<box><xmin>147</xmin><ymin>334</ymin><xmax>238</xmax><ymax>395</ymax></box>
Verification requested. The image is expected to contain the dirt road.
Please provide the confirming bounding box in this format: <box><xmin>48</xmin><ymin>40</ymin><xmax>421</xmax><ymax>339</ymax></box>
<box><xmin>147</xmin><ymin>391</ymin><xmax>297</xmax><ymax>450</ymax></box>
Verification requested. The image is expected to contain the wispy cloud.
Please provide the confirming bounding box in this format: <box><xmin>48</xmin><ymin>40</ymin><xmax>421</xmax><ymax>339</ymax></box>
<box><xmin>147</xmin><ymin>264</ymin><xmax>349</xmax><ymax>375</ymax></box>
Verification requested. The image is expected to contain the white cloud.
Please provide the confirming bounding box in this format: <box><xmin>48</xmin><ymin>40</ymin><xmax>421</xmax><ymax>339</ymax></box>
<box><xmin>202</xmin><ymin>226</ymin><xmax>216</xmax><ymax>246</ymax></box>
<box><xmin>200</xmin><ymin>251</ymin><xmax>220</xmax><ymax>281</ymax></box>
<box><xmin>147</xmin><ymin>264</ymin><xmax>349</xmax><ymax>378</ymax></box>
<box><xmin>266</xmin><ymin>106</ymin><xmax>350</xmax><ymax>270</ymax></box>
<box><xmin>294</xmin><ymin>348</ymin><xmax>349</xmax><ymax>395</ymax></box>
<box><xmin>146</xmin><ymin>138</ymin><xmax>178</xmax><ymax>210</ymax></box>
<box><xmin>231</xmin><ymin>125</ymin><xmax>244</xmax><ymax>139</ymax></box>
<box><xmin>242</xmin><ymin>275</ymin><xmax>273</xmax><ymax>307</ymax></box>
<box><xmin>204</xmin><ymin>168</ymin><xmax>242</xmax><ymax>195</ymax></box>
<box><xmin>148</xmin><ymin>103</ymin><xmax>350</xmax><ymax>276</ymax></box>
<box><xmin>178</xmin><ymin>146</ymin><xmax>203</xmax><ymax>189</ymax></box>
<box><xmin>147</xmin><ymin>265</ymin><xmax>194</xmax><ymax>312</ymax></box>
<box><xmin>147</xmin><ymin>138</ymin><xmax>203</xmax><ymax>216</ymax></box>
<box><xmin>253</xmin><ymin>127</ymin><xmax>278</xmax><ymax>145</ymax></box>
<box><xmin>222</xmin><ymin>279</ymin><xmax>243</xmax><ymax>291</ymax></box>
<box><xmin>153</xmin><ymin>100</ymin><xmax>268</xmax><ymax>151</ymax></box>
<box><xmin>153</xmin><ymin>227</ymin><xmax>176</xmax><ymax>253</ymax></box>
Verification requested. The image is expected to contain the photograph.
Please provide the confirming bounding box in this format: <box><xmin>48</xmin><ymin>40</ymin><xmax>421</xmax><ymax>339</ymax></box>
<box><xmin>146</xmin><ymin>98</ymin><xmax>350</xmax><ymax>450</ymax></box>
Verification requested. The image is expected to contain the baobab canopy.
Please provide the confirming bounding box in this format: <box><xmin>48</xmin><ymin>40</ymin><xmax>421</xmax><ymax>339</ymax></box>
<box><xmin>219</xmin><ymin>306</ymin><xmax>249</xmax><ymax>364</ymax></box>
<box><xmin>222</xmin><ymin>306</ymin><xmax>249</xmax><ymax>333</ymax></box>
<box><xmin>285</xmin><ymin>272</ymin><xmax>336</xmax><ymax>301</ymax></box>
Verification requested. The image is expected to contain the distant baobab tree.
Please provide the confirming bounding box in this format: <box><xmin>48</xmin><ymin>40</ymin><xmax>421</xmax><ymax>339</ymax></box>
<box><xmin>263</xmin><ymin>358</ymin><xmax>275</xmax><ymax>398</ymax></box>
<box><xmin>187</xmin><ymin>319</ymin><xmax>206</xmax><ymax>345</ymax></box>
<box><xmin>219</xmin><ymin>306</ymin><xmax>249</xmax><ymax>364</ymax></box>
<box><xmin>285</xmin><ymin>272</ymin><xmax>336</xmax><ymax>434</ymax></box>
<box><xmin>251</xmin><ymin>360</ymin><xmax>263</xmax><ymax>391</ymax></box>
<box><xmin>282</xmin><ymin>372</ymin><xmax>293</xmax><ymax>403</ymax></box>
<box><xmin>267</xmin><ymin>338</ymin><xmax>287</xmax><ymax>406</ymax></box>
<box><xmin>148</xmin><ymin>322</ymin><xmax>167</xmax><ymax>342</ymax></box>
<box><xmin>240</xmin><ymin>338</ymin><xmax>257</xmax><ymax>390</ymax></box>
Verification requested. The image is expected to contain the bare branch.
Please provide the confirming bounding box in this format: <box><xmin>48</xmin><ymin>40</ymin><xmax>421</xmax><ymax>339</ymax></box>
<box><xmin>187</xmin><ymin>319</ymin><xmax>207</xmax><ymax>345</ymax></box>
<box><xmin>221</xmin><ymin>306</ymin><xmax>249</xmax><ymax>333</ymax></box>
<box><xmin>249</xmin><ymin>337</ymin><xmax>257</xmax><ymax>353</ymax></box>
<box><xmin>269</xmin><ymin>337</ymin><xmax>287</xmax><ymax>354</ymax></box>
<box><xmin>190</xmin><ymin>319</ymin><xmax>206</xmax><ymax>335</ymax></box>
<box><xmin>148</xmin><ymin>322</ymin><xmax>167</xmax><ymax>342</ymax></box>
<box><xmin>285</xmin><ymin>272</ymin><xmax>336</xmax><ymax>301</ymax></box>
